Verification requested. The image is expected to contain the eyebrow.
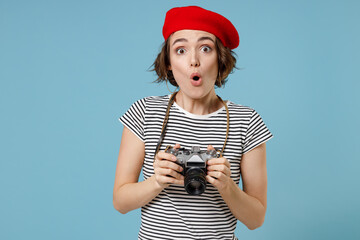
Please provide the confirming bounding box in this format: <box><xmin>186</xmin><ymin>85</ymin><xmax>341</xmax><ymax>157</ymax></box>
<box><xmin>172</xmin><ymin>36</ymin><xmax>215</xmax><ymax>46</ymax></box>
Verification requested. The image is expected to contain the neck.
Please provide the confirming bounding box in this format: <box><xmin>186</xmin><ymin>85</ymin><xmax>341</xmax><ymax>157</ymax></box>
<box><xmin>175</xmin><ymin>90</ymin><xmax>224</xmax><ymax>115</ymax></box>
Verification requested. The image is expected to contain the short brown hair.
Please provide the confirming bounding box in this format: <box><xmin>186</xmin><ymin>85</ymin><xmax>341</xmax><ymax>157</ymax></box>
<box><xmin>152</xmin><ymin>37</ymin><xmax>237</xmax><ymax>88</ymax></box>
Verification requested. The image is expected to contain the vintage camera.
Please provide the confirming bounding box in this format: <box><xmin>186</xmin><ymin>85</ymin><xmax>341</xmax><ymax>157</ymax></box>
<box><xmin>165</xmin><ymin>146</ymin><xmax>219</xmax><ymax>195</ymax></box>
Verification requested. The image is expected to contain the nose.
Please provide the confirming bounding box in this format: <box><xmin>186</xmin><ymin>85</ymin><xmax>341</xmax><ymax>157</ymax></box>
<box><xmin>190</xmin><ymin>51</ymin><xmax>200</xmax><ymax>67</ymax></box>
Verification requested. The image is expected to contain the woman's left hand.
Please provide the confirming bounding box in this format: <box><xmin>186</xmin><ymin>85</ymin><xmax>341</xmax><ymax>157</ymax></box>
<box><xmin>206</xmin><ymin>145</ymin><xmax>232</xmax><ymax>192</ymax></box>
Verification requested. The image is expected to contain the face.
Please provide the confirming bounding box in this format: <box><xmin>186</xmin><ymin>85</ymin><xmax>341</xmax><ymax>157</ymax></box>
<box><xmin>169</xmin><ymin>30</ymin><xmax>218</xmax><ymax>99</ymax></box>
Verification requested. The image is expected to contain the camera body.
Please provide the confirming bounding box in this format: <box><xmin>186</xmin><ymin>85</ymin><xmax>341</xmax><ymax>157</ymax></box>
<box><xmin>165</xmin><ymin>146</ymin><xmax>219</xmax><ymax>195</ymax></box>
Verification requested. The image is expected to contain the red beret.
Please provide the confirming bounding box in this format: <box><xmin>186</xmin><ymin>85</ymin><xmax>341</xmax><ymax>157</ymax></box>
<box><xmin>162</xmin><ymin>6</ymin><xmax>239</xmax><ymax>49</ymax></box>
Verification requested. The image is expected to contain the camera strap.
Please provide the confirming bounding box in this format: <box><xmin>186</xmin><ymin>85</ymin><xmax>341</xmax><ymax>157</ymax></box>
<box><xmin>154</xmin><ymin>91</ymin><xmax>230</xmax><ymax>159</ymax></box>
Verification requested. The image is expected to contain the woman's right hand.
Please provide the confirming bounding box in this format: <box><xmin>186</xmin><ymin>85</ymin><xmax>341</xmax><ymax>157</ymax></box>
<box><xmin>153</xmin><ymin>143</ymin><xmax>184</xmax><ymax>189</ymax></box>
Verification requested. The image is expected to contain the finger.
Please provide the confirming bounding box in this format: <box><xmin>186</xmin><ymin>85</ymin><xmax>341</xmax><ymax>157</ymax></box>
<box><xmin>207</xmin><ymin>170</ymin><xmax>226</xmax><ymax>180</ymax></box>
<box><xmin>171</xmin><ymin>179</ymin><xmax>185</xmax><ymax>185</ymax></box>
<box><xmin>206</xmin><ymin>175</ymin><xmax>219</xmax><ymax>187</ymax></box>
<box><xmin>157</xmin><ymin>175</ymin><xmax>184</xmax><ymax>186</ymax></box>
<box><xmin>155</xmin><ymin>160</ymin><xmax>183</xmax><ymax>172</ymax></box>
<box><xmin>156</xmin><ymin>151</ymin><xmax>177</xmax><ymax>162</ymax></box>
<box><xmin>206</xmin><ymin>175</ymin><xmax>231</xmax><ymax>191</ymax></box>
<box><xmin>207</xmin><ymin>165</ymin><xmax>231</xmax><ymax>176</ymax></box>
<box><xmin>166</xmin><ymin>177</ymin><xmax>184</xmax><ymax>185</ymax></box>
<box><xmin>207</xmin><ymin>145</ymin><xmax>216</xmax><ymax>151</ymax></box>
<box><xmin>206</xmin><ymin>175</ymin><xmax>215</xmax><ymax>184</ymax></box>
<box><xmin>155</xmin><ymin>168</ymin><xmax>184</xmax><ymax>180</ymax></box>
<box><xmin>174</xmin><ymin>143</ymin><xmax>181</xmax><ymax>149</ymax></box>
<box><xmin>155</xmin><ymin>162</ymin><xmax>183</xmax><ymax>175</ymax></box>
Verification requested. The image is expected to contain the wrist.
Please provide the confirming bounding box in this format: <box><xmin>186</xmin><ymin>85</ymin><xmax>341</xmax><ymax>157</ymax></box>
<box><xmin>150</xmin><ymin>175</ymin><xmax>166</xmax><ymax>192</ymax></box>
<box><xmin>218</xmin><ymin>178</ymin><xmax>236</xmax><ymax>196</ymax></box>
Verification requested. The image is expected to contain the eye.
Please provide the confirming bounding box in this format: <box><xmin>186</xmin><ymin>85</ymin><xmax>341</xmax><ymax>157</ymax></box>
<box><xmin>201</xmin><ymin>46</ymin><xmax>212</xmax><ymax>53</ymax></box>
<box><xmin>176</xmin><ymin>48</ymin><xmax>186</xmax><ymax>55</ymax></box>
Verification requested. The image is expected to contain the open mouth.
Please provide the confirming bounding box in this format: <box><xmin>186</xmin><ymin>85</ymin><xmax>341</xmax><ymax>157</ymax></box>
<box><xmin>190</xmin><ymin>73</ymin><xmax>202</xmax><ymax>86</ymax></box>
<box><xmin>191</xmin><ymin>73</ymin><xmax>201</xmax><ymax>81</ymax></box>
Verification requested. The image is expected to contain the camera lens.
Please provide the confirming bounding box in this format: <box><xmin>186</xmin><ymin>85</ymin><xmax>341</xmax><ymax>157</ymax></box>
<box><xmin>184</xmin><ymin>168</ymin><xmax>206</xmax><ymax>195</ymax></box>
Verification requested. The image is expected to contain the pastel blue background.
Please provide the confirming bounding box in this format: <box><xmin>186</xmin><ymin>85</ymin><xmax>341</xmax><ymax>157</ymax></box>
<box><xmin>1</xmin><ymin>0</ymin><xmax>359</xmax><ymax>239</ymax></box>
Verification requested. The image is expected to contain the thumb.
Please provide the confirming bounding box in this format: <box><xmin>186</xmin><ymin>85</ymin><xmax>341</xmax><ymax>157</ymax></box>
<box><xmin>207</xmin><ymin>145</ymin><xmax>216</xmax><ymax>151</ymax></box>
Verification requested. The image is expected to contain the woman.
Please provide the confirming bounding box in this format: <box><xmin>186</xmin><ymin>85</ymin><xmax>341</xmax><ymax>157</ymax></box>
<box><xmin>113</xmin><ymin>6</ymin><xmax>273</xmax><ymax>240</ymax></box>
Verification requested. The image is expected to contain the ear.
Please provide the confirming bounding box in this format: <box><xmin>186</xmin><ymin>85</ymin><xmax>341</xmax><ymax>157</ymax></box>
<box><xmin>168</xmin><ymin>65</ymin><xmax>172</xmax><ymax>71</ymax></box>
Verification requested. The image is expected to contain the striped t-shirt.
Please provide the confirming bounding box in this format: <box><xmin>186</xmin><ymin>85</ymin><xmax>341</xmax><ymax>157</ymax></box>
<box><xmin>119</xmin><ymin>94</ymin><xmax>273</xmax><ymax>240</ymax></box>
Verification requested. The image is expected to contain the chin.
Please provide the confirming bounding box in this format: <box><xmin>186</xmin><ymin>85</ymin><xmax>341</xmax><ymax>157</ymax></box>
<box><xmin>181</xmin><ymin>88</ymin><xmax>214</xmax><ymax>99</ymax></box>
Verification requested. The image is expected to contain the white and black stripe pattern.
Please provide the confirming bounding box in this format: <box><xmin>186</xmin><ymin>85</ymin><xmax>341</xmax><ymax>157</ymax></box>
<box><xmin>119</xmin><ymin>95</ymin><xmax>272</xmax><ymax>240</ymax></box>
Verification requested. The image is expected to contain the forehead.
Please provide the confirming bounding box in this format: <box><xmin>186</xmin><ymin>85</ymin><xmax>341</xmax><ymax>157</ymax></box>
<box><xmin>170</xmin><ymin>30</ymin><xmax>216</xmax><ymax>43</ymax></box>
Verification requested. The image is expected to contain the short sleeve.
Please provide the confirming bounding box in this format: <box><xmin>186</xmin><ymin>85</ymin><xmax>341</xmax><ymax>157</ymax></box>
<box><xmin>119</xmin><ymin>98</ymin><xmax>146</xmax><ymax>142</ymax></box>
<box><xmin>242</xmin><ymin>110</ymin><xmax>273</xmax><ymax>154</ymax></box>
